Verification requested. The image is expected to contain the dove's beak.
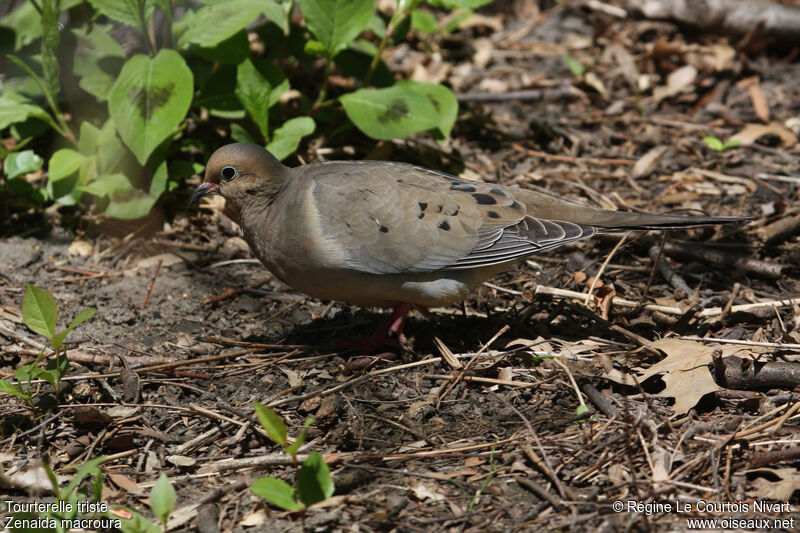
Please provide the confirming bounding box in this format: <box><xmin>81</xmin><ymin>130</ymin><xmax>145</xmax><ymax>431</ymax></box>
<box><xmin>188</xmin><ymin>182</ymin><xmax>219</xmax><ymax>207</ymax></box>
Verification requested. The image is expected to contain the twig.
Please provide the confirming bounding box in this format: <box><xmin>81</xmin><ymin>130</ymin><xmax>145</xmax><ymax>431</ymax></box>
<box><xmin>141</xmin><ymin>259</ymin><xmax>163</xmax><ymax>308</ymax></box>
<box><xmin>585</xmin><ymin>232</ymin><xmax>629</xmax><ymax>305</ymax></box>
<box><xmin>513</xmin><ymin>143</ymin><xmax>636</xmax><ymax>166</ymax></box>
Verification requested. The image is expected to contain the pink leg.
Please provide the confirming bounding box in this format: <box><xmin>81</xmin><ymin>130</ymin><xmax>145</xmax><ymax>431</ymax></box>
<box><xmin>337</xmin><ymin>303</ymin><xmax>427</xmax><ymax>354</ymax></box>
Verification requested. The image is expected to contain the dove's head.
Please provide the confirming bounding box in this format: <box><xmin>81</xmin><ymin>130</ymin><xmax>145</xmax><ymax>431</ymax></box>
<box><xmin>189</xmin><ymin>143</ymin><xmax>290</xmax><ymax>208</ymax></box>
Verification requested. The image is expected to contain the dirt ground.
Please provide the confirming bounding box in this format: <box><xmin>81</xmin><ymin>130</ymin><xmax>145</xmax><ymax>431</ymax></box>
<box><xmin>3</xmin><ymin>2</ymin><xmax>800</xmax><ymax>532</ymax></box>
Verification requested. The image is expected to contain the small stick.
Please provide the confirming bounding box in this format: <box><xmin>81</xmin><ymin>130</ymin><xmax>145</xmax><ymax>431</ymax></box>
<box><xmin>141</xmin><ymin>259</ymin><xmax>163</xmax><ymax>308</ymax></box>
<box><xmin>512</xmin><ymin>143</ymin><xmax>636</xmax><ymax>166</ymax></box>
<box><xmin>585</xmin><ymin>232</ymin><xmax>628</xmax><ymax>305</ymax></box>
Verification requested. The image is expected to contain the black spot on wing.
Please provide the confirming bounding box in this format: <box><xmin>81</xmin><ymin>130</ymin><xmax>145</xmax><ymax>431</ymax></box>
<box><xmin>490</xmin><ymin>188</ymin><xmax>505</xmax><ymax>196</ymax></box>
<box><xmin>419</xmin><ymin>202</ymin><xmax>428</xmax><ymax>212</ymax></box>
<box><xmin>472</xmin><ymin>193</ymin><xmax>497</xmax><ymax>205</ymax></box>
<box><xmin>438</xmin><ymin>220</ymin><xmax>451</xmax><ymax>231</ymax></box>
<box><xmin>379</xmin><ymin>225</ymin><xmax>389</xmax><ymax>233</ymax></box>
<box><xmin>487</xmin><ymin>210</ymin><xmax>500</xmax><ymax>219</ymax></box>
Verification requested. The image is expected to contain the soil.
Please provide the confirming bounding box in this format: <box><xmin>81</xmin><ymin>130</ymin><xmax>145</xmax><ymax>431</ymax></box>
<box><xmin>2</xmin><ymin>2</ymin><xmax>800</xmax><ymax>532</ymax></box>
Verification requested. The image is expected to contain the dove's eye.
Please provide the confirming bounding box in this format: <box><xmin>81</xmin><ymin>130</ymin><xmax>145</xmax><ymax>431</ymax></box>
<box><xmin>220</xmin><ymin>166</ymin><xmax>239</xmax><ymax>181</ymax></box>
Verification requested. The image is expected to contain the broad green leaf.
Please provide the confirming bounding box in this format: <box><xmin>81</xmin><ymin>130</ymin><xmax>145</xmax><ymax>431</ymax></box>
<box><xmin>254</xmin><ymin>401</ymin><xmax>287</xmax><ymax>446</ymax></box>
<box><xmin>5</xmin><ymin>150</ymin><xmax>43</xmax><ymax>180</ymax></box>
<box><xmin>285</xmin><ymin>416</ymin><xmax>314</xmax><ymax>457</ymax></box>
<box><xmin>251</xmin><ymin>477</ymin><xmax>303</xmax><ymax>511</ymax></box>
<box><xmin>563</xmin><ymin>55</ymin><xmax>585</xmax><ymax>77</ymax></box>
<box><xmin>149</xmin><ymin>158</ymin><xmax>169</xmax><ymax>198</ymax></box>
<box><xmin>266</xmin><ymin>117</ymin><xmax>315</xmax><ymax>161</ymax></box>
<box><xmin>400</xmin><ymin>80</ymin><xmax>458</xmax><ymax>139</ymax></box>
<box><xmin>72</xmin><ymin>25</ymin><xmax>126</xmax><ymax>102</ymax></box>
<box><xmin>109</xmin><ymin>49</ymin><xmax>193</xmax><ymax>164</ymax></box>
<box><xmin>0</xmin><ymin>1</ymin><xmax>42</xmax><ymax>49</ymax></box>
<box><xmin>296</xmin><ymin>451</ymin><xmax>334</xmax><ymax>507</ymax></box>
<box><xmin>189</xmin><ymin>30</ymin><xmax>251</xmax><ymax>65</ymax></box>
<box><xmin>177</xmin><ymin>0</ymin><xmax>266</xmax><ymax>49</ymax></box>
<box><xmin>22</xmin><ymin>285</ymin><xmax>57</xmax><ymax>339</ymax></box>
<box><xmin>411</xmin><ymin>9</ymin><xmax>438</xmax><ymax>34</ymax></box>
<box><xmin>340</xmin><ymin>83</ymin><xmax>440</xmax><ymax>140</ymax></box>
<box><xmin>150</xmin><ymin>473</ymin><xmax>175</xmax><ymax>525</ymax></box>
<box><xmin>300</xmin><ymin>0</ymin><xmax>374</xmax><ymax>58</ymax></box>
<box><xmin>48</xmin><ymin>149</ymin><xmax>85</xmax><ymax>182</ymax></box>
<box><xmin>236</xmin><ymin>59</ymin><xmax>274</xmax><ymax>142</ymax></box>
<box><xmin>82</xmin><ymin>173</ymin><xmax>159</xmax><ymax>219</ymax></box>
<box><xmin>87</xmin><ymin>0</ymin><xmax>156</xmax><ymax>29</ymax></box>
<box><xmin>0</xmin><ymin>380</ymin><xmax>28</xmax><ymax>400</ymax></box>
<box><xmin>263</xmin><ymin>0</ymin><xmax>293</xmax><ymax>31</ymax></box>
<box><xmin>52</xmin><ymin>308</ymin><xmax>97</xmax><ymax>352</ymax></box>
<box><xmin>0</xmin><ymin>92</ymin><xmax>52</xmax><ymax>130</ymax></box>
<box><xmin>703</xmin><ymin>136</ymin><xmax>724</xmax><ymax>152</ymax></box>
<box><xmin>47</xmin><ymin>149</ymin><xmax>87</xmax><ymax>205</ymax></box>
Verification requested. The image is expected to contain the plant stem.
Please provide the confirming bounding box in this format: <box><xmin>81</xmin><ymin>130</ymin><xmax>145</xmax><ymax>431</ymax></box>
<box><xmin>315</xmin><ymin>59</ymin><xmax>332</xmax><ymax>106</ymax></box>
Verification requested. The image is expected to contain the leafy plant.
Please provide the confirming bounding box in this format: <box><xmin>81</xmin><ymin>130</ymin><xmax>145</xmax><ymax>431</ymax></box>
<box><xmin>702</xmin><ymin>136</ymin><xmax>741</xmax><ymax>153</ymax></box>
<box><xmin>702</xmin><ymin>136</ymin><xmax>741</xmax><ymax>171</ymax></box>
<box><xmin>250</xmin><ymin>402</ymin><xmax>334</xmax><ymax>511</ymax></box>
<box><xmin>114</xmin><ymin>472</ymin><xmax>176</xmax><ymax>533</ymax></box>
<box><xmin>0</xmin><ymin>285</ymin><xmax>96</xmax><ymax>407</ymax></box>
<box><xmin>1</xmin><ymin>0</ymin><xmax>492</xmax><ymax>223</ymax></box>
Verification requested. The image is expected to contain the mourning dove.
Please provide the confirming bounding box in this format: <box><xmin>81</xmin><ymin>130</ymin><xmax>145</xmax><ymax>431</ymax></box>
<box><xmin>190</xmin><ymin>143</ymin><xmax>750</xmax><ymax>343</ymax></box>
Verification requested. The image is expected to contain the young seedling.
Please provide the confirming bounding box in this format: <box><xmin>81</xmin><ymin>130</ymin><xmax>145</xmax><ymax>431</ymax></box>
<box><xmin>0</xmin><ymin>285</ymin><xmax>96</xmax><ymax>407</ymax></box>
<box><xmin>114</xmin><ymin>472</ymin><xmax>176</xmax><ymax>533</ymax></box>
<box><xmin>702</xmin><ymin>136</ymin><xmax>741</xmax><ymax>171</ymax></box>
<box><xmin>250</xmin><ymin>402</ymin><xmax>335</xmax><ymax>512</ymax></box>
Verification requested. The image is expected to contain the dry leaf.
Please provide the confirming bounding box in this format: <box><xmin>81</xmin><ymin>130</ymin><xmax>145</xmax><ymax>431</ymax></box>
<box><xmin>730</xmin><ymin>122</ymin><xmax>798</xmax><ymax>147</ymax></box>
<box><xmin>653</xmin><ymin>65</ymin><xmax>697</xmax><ymax>102</ymax></box>
<box><xmin>584</xmin><ymin>72</ymin><xmax>608</xmax><ymax>98</ymax></box>
<box><xmin>633</xmin><ymin>146</ymin><xmax>668</xmax><ymax>179</ymax></box>
<box><xmin>408</xmin><ymin>480</ymin><xmax>446</xmax><ymax>501</ymax></box>
<box><xmin>603</xmin><ymin>338</ymin><xmax>754</xmax><ymax>414</ymax></box>
<box><xmin>748</xmin><ymin>82</ymin><xmax>770</xmax><ymax>123</ymax></box>
<box><xmin>68</xmin><ymin>239</ymin><xmax>94</xmax><ymax>256</ymax></box>
<box><xmin>747</xmin><ymin>468</ymin><xmax>800</xmax><ymax>500</ymax></box>
<box><xmin>238</xmin><ymin>509</ymin><xmax>268</xmax><ymax>526</ymax></box>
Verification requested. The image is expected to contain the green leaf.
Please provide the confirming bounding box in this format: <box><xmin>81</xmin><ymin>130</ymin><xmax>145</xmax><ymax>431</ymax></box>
<box><xmin>46</xmin><ymin>149</ymin><xmax>88</xmax><ymax>205</ymax></box>
<box><xmin>41</xmin><ymin>0</ymin><xmax>61</xmax><ymax>101</ymax></box>
<box><xmin>251</xmin><ymin>477</ymin><xmax>303</xmax><ymax>511</ymax></box>
<box><xmin>0</xmin><ymin>92</ymin><xmax>52</xmax><ymax>130</ymax></box>
<box><xmin>87</xmin><ymin>0</ymin><xmax>156</xmax><ymax>29</ymax></box>
<box><xmin>0</xmin><ymin>379</ymin><xmax>29</xmax><ymax>400</ymax></box>
<box><xmin>263</xmin><ymin>0</ymin><xmax>293</xmax><ymax>31</ymax></box>
<box><xmin>722</xmin><ymin>139</ymin><xmax>741</xmax><ymax>150</ymax></box>
<box><xmin>109</xmin><ymin>49</ymin><xmax>193</xmax><ymax>165</ymax></box>
<box><xmin>340</xmin><ymin>81</ymin><xmax>446</xmax><ymax>140</ymax></box>
<box><xmin>265</xmin><ymin>117</ymin><xmax>316</xmax><ymax>161</ymax></box>
<box><xmin>150</xmin><ymin>472</ymin><xmax>175</xmax><ymax>526</ymax></box>
<box><xmin>702</xmin><ymin>136</ymin><xmax>724</xmax><ymax>152</ymax></box>
<box><xmin>575</xmin><ymin>404</ymin><xmax>589</xmax><ymax>418</ymax></box>
<box><xmin>22</xmin><ymin>285</ymin><xmax>57</xmax><ymax>339</ymax></box>
<box><xmin>299</xmin><ymin>0</ymin><xmax>374</xmax><ymax>58</ymax></box>
<box><xmin>62</xmin><ymin>456</ymin><xmax>106</xmax><ymax>498</ymax></box>
<box><xmin>562</xmin><ymin>55</ymin><xmax>585</xmax><ymax>77</ymax></box>
<box><xmin>296</xmin><ymin>451</ymin><xmax>334</xmax><ymax>507</ymax></box>
<box><xmin>285</xmin><ymin>416</ymin><xmax>314</xmax><ymax>457</ymax></box>
<box><xmin>5</xmin><ymin>150</ymin><xmax>43</xmax><ymax>180</ymax></box>
<box><xmin>236</xmin><ymin>59</ymin><xmax>274</xmax><ymax>142</ymax></box>
<box><xmin>411</xmin><ymin>9</ymin><xmax>438</xmax><ymax>34</ymax></box>
<box><xmin>400</xmin><ymin>80</ymin><xmax>458</xmax><ymax>139</ymax></box>
<box><xmin>82</xmin><ymin>173</ymin><xmax>159</xmax><ymax>219</ymax></box>
<box><xmin>52</xmin><ymin>308</ymin><xmax>97</xmax><ymax>352</ymax></box>
<box><xmin>189</xmin><ymin>30</ymin><xmax>251</xmax><ymax>65</ymax></box>
<box><xmin>254</xmin><ymin>401</ymin><xmax>287</xmax><ymax>446</ymax></box>
<box><xmin>177</xmin><ymin>0</ymin><xmax>266</xmax><ymax>49</ymax></box>
<box><xmin>72</xmin><ymin>25</ymin><xmax>126</xmax><ymax>102</ymax></box>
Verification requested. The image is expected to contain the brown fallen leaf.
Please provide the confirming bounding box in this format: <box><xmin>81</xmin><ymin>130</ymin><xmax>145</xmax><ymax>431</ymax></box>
<box><xmin>603</xmin><ymin>338</ymin><xmax>758</xmax><ymax>414</ymax></box>
<box><xmin>747</xmin><ymin>467</ymin><xmax>800</xmax><ymax>501</ymax></box>
<box><xmin>731</xmin><ymin>122</ymin><xmax>798</xmax><ymax>147</ymax></box>
<box><xmin>748</xmin><ymin>81</ymin><xmax>770</xmax><ymax>123</ymax></box>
